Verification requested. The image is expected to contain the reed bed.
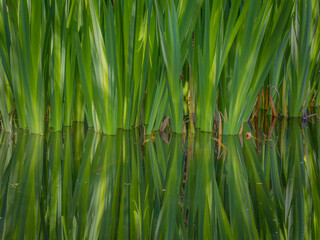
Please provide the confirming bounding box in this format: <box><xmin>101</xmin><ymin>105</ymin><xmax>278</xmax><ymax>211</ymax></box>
<box><xmin>0</xmin><ymin>0</ymin><xmax>319</xmax><ymax>134</ymax></box>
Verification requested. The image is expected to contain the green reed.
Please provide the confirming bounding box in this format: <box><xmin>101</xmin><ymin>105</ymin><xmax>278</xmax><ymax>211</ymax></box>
<box><xmin>0</xmin><ymin>0</ymin><xmax>319</xmax><ymax>135</ymax></box>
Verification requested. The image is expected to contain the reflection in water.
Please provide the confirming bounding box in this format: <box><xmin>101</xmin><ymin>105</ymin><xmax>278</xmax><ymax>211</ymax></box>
<box><xmin>0</xmin><ymin>119</ymin><xmax>319</xmax><ymax>239</ymax></box>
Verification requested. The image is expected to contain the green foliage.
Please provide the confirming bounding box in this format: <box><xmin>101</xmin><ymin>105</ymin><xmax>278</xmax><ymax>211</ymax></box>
<box><xmin>0</xmin><ymin>62</ymin><xmax>13</xmax><ymax>132</ymax></box>
<box><xmin>1</xmin><ymin>120</ymin><xmax>320</xmax><ymax>238</ymax></box>
<box><xmin>0</xmin><ymin>0</ymin><xmax>319</xmax><ymax>135</ymax></box>
<box><xmin>288</xmin><ymin>0</ymin><xmax>312</xmax><ymax>116</ymax></box>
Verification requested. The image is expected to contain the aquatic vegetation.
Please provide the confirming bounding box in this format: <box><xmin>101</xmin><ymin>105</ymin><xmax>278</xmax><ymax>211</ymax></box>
<box><xmin>0</xmin><ymin>120</ymin><xmax>319</xmax><ymax>238</ymax></box>
<box><xmin>0</xmin><ymin>62</ymin><xmax>13</xmax><ymax>132</ymax></box>
<box><xmin>0</xmin><ymin>0</ymin><xmax>319</xmax><ymax>134</ymax></box>
<box><xmin>0</xmin><ymin>0</ymin><xmax>47</xmax><ymax>134</ymax></box>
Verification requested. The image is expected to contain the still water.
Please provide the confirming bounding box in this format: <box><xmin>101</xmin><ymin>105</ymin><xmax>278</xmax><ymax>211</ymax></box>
<box><xmin>0</xmin><ymin>119</ymin><xmax>319</xmax><ymax>239</ymax></box>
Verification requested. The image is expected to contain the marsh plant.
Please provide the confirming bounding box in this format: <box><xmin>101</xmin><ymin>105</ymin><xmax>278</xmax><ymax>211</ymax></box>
<box><xmin>0</xmin><ymin>0</ymin><xmax>319</xmax><ymax>134</ymax></box>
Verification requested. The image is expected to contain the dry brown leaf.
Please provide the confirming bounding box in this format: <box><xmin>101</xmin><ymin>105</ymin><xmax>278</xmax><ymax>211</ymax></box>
<box><xmin>269</xmin><ymin>92</ymin><xmax>278</xmax><ymax>117</ymax></box>
<box><xmin>212</xmin><ymin>137</ymin><xmax>228</xmax><ymax>151</ymax></box>
<box><xmin>160</xmin><ymin>117</ymin><xmax>170</xmax><ymax>132</ymax></box>
<box><xmin>239</xmin><ymin>123</ymin><xmax>243</xmax><ymax>135</ymax></box>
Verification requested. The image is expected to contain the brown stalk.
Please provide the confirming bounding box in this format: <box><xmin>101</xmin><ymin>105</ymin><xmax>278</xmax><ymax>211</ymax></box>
<box><xmin>269</xmin><ymin>92</ymin><xmax>278</xmax><ymax>117</ymax></box>
<box><xmin>251</xmin><ymin>89</ymin><xmax>262</xmax><ymax>120</ymax></box>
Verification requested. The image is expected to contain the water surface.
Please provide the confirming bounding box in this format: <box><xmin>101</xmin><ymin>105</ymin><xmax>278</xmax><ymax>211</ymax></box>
<box><xmin>0</xmin><ymin>119</ymin><xmax>319</xmax><ymax>239</ymax></box>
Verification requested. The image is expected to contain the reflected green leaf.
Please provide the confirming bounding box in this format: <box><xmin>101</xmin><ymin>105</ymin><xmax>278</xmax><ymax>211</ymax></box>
<box><xmin>0</xmin><ymin>120</ymin><xmax>319</xmax><ymax>239</ymax></box>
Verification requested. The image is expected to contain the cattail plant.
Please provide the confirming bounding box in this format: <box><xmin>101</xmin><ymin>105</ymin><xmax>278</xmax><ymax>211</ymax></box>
<box><xmin>288</xmin><ymin>0</ymin><xmax>312</xmax><ymax>117</ymax></box>
<box><xmin>0</xmin><ymin>0</ymin><xmax>319</xmax><ymax>135</ymax></box>
<box><xmin>222</xmin><ymin>0</ymin><xmax>272</xmax><ymax>134</ymax></box>
<box><xmin>1</xmin><ymin>0</ymin><xmax>47</xmax><ymax>134</ymax></box>
<box><xmin>0</xmin><ymin>62</ymin><xmax>13</xmax><ymax>132</ymax></box>
<box><xmin>196</xmin><ymin>0</ymin><xmax>248</xmax><ymax>132</ymax></box>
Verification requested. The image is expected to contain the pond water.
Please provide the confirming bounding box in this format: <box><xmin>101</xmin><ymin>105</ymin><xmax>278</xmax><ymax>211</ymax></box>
<box><xmin>0</xmin><ymin>118</ymin><xmax>319</xmax><ymax>239</ymax></box>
